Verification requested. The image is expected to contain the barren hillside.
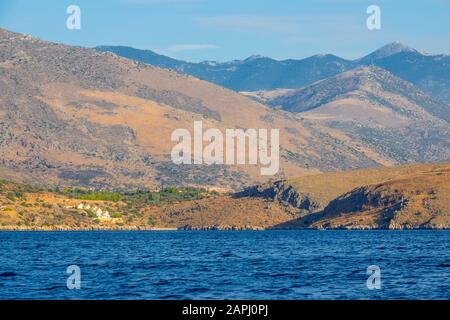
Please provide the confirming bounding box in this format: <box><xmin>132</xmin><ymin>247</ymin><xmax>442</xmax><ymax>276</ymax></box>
<box><xmin>0</xmin><ymin>28</ymin><xmax>404</xmax><ymax>189</ymax></box>
<box><xmin>0</xmin><ymin>163</ymin><xmax>448</xmax><ymax>230</ymax></box>
<box><xmin>260</xmin><ymin>66</ymin><xmax>450</xmax><ymax>163</ymax></box>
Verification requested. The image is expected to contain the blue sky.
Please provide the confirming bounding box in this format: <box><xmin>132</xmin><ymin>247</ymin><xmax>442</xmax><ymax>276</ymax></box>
<box><xmin>0</xmin><ymin>0</ymin><xmax>449</xmax><ymax>62</ymax></box>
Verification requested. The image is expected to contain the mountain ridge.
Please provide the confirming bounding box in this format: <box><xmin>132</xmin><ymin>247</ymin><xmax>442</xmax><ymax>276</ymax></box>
<box><xmin>266</xmin><ymin>65</ymin><xmax>450</xmax><ymax>121</ymax></box>
<box><xmin>259</xmin><ymin>65</ymin><xmax>450</xmax><ymax>164</ymax></box>
<box><xmin>96</xmin><ymin>42</ymin><xmax>450</xmax><ymax>104</ymax></box>
<box><xmin>356</xmin><ymin>41</ymin><xmax>418</xmax><ymax>63</ymax></box>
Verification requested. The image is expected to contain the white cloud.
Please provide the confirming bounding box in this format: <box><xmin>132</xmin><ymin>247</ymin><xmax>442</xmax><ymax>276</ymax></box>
<box><xmin>165</xmin><ymin>44</ymin><xmax>218</xmax><ymax>52</ymax></box>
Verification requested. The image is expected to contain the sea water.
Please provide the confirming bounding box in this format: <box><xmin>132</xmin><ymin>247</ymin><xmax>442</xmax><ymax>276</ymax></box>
<box><xmin>0</xmin><ymin>230</ymin><xmax>448</xmax><ymax>299</ymax></box>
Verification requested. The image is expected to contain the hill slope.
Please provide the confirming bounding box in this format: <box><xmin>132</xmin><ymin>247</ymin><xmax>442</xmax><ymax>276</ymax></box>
<box><xmin>1</xmin><ymin>28</ymin><xmax>400</xmax><ymax>189</ymax></box>
<box><xmin>271</xmin><ymin>162</ymin><xmax>450</xmax><ymax>229</ymax></box>
<box><xmin>357</xmin><ymin>42</ymin><xmax>450</xmax><ymax>103</ymax></box>
<box><xmin>1</xmin><ymin>163</ymin><xmax>448</xmax><ymax>230</ymax></box>
<box><xmin>261</xmin><ymin>66</ymin><xmax>450</xmax><ymax>164</ymax></box>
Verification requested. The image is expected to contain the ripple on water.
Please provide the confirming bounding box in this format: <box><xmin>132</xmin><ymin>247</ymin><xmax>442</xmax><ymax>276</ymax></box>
<box><xmin>0</xmin><ymin>230</ymin><xmax>448</xmax><ymax>299</ymax></box>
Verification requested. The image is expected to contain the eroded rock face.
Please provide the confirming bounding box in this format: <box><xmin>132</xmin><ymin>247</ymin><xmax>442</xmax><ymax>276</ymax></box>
<box><xmin>272</xmin><ymin>182</ymin><xmax>320</xmax><ymax>211</ymax></box>
<box><xmin>237</xmin><ymin>180</ymin><xmax>319</xmax><ymax>212</ymax></box>
<box><xmin>315</xmin><ymin>185</ymin><xmax>407</xmax><ymax>229</ymax></box>
<box><xmin>323</xmin><ymin>184</ymin><xmax>406</xmax><ymax>217</ymax></box>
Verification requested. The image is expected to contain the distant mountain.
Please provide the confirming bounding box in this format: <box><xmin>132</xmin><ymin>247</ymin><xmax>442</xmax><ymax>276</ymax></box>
<box><xmin>96</xmin><ymin>45</ymin><xmax>186</xmax><ymax>70</ymax></box>
<box><xmin>356</xmin><ymin>42</ymin><xmax>418</xmax><ymax>64</ymax></box>
<box><xmin>371</xmin><ymin>51</ymin><xmax>450</xmax><ymax>104</ymax></box>
<box><xmin>96</xmin><ymin>42</ymin><xmax>450</xmax><ymax>104</ymax></box>
<box><xmin>266</xmin><ymin>65</ymin><xmax>450</xmax><ymax>121</ymax></box>
<box><xmin>96</xmin><ymin>46</ymin><xmax>353</xmax><ymax>91</ymax></box>
<box><xmin>355</xmin><ymin>42</ymin><xmax>450</xmax><ymax>103</ymax></box>
<box><xmin>259</xmin><ymin>65</ymin><xmax>450</xmax><ymax>163</ymax></box>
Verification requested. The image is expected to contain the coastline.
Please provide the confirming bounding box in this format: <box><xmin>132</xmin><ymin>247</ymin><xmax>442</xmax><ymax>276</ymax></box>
<box><xmin>0</xmin><ymin>226</ymin><xmax>448</xmax><ymax>231</ymax></box>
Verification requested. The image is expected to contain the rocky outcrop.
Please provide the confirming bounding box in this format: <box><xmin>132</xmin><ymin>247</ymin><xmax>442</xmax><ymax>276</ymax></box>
<box><xmin>236</xmin><ymin>180</ymin><xmax>319</xmax><ymax>213</ymax></box>
<box><xmin>323</xmin><ymin>184</ymin><xmax>407</xmax><ymax>217</ymax></box>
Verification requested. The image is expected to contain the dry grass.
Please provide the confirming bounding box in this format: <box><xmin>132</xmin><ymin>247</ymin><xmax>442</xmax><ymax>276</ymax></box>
<box><xmin>287</xmin><ymin>162</ymin><xmax>450</xmax><ymax>208</ymax></box>
<box><xmin>1</xmin><ymin>28</ymin><xmax>412</xmax><ymax>190</ymax></box>
<box><xmin>1</xmin><ymin>163</ymin><xmax>448</xmax><ymax>230</ymax></box>
<box><xmin>277</xmin><ymin>162</ymin><xmax>450</xmax><ymax>229</ymax></box>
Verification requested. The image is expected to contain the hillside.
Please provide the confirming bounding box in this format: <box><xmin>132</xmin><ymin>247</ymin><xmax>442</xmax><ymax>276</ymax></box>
<box><xmin>358</xmin><ymin>42</ymin><xmax>450</xmax><ymax>104</ymax></box>
<box><xmin>235</xmin><ymin>162</ymin><xmax>450</xmax><ymax>230</ymax></box>
<box><xmin>261</xmin><ymin>66</ymin><xmax>450</xmax><ymax>164</ymax></box>
<box><xmin>0</xmin><ymin>163</ymin><xmax>448</xmax><ymax>230</ymax></box>
<box><xmin>272</xmin><ymin>162</ymin><xmax>450</xmax><ymax>229</ymax></box>
<box><xmin>1</xmin><ymin>28</ymin><xmax>403</xmax><ymax>189</ymax></box>
<box><xmin>265</xmin><ymin>66</ymin><xmax>448</xmax><ymax>118</ymax></box>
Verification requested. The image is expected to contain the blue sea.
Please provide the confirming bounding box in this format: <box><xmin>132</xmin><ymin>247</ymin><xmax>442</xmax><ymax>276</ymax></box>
<box><xmin>0</xmin><ymin>230</ymin><xmax>448</xmax><ymax>300</ymax></box>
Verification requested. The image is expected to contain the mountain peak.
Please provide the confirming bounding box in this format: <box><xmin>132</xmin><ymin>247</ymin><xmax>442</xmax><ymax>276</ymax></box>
<box><xmin>359</xmin><ymin>42</ymin><xmax>417</xmax><ymax>62</ymax></box>
<box><xmin>378</xmin><ymin>41</ymin><xmax>415</xmax><ymax>54</ymax></box>
<box><xmin>310</xmin><ymin>53</ymin><xmax>332</xmax><ymax>59</ymax></box>
<box><xmin>244</xmin><ymin>54</ymin><xmax>268</xmax><ymax>61</ymax></box>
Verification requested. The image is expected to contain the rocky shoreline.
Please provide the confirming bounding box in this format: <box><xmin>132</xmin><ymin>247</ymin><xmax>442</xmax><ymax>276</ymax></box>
<box><xmin>1</xmin><ymin>225</ymin><xmax>448</xmax><ymax>231</ymax></box>
<box><xmin>1</xmin><ymin>163</ymin><xmax>449</xmax><ymax>231</ymax></box>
